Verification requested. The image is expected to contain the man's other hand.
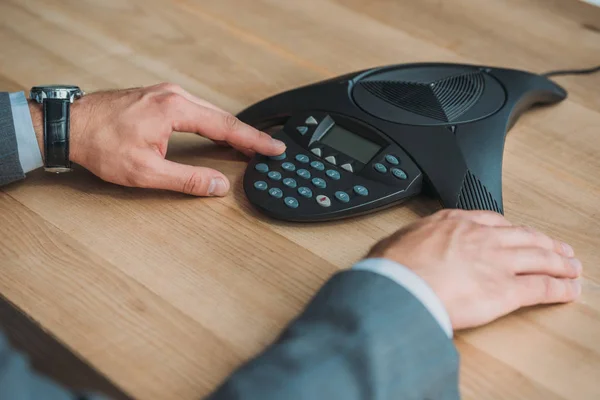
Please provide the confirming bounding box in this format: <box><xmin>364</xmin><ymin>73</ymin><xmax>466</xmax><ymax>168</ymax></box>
<box><xmin>368</xmin><ymin>209</ymin><xmax>582</xmax><ymax>330</ymax></box>
<box><xmin>29</xmin><ymin>83</ymin><xmax>286</xmax><ymax>196</ymax></box>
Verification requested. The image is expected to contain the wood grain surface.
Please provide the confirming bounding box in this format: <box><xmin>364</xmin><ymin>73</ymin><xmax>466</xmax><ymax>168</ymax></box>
<box><xmin>0</xmin><ymin>0</ymin><xmax>599</xmax><ymax>399</ymax></box>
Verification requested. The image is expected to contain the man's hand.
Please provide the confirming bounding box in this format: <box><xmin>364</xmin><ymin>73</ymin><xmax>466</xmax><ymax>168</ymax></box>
<box><xmin>28</xmin><ymin>83</ymin><xmax>286</xmax><ymax>196</ymax></box>
<box><xmin>368</xmin><ymin>209</ymin><xmax>582</xmax><ymax>330</ymax></box>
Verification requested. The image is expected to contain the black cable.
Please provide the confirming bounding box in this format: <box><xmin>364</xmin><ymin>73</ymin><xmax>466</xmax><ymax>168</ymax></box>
<box><xmin>542</xmin><ymin>65</ymin><xmax>600</xmax><ymax>77</ymax></box>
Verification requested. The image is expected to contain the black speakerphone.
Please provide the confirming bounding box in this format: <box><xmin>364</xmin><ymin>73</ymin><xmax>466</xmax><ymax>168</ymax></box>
<box><xmin>237</xmin><ymin>63</ymin><xmax>567</xmax><ymax>222</ymax></box>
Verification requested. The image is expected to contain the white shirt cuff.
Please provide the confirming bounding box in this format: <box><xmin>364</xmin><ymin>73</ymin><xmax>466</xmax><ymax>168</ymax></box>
<box><xmin>352</xmin><ymin>258</ymin><xmax>453</xmax><ymax>338</ymax></box>
<box><xmin>9</xmin><ymin>91</ymin><xmax>43</xmax><ymax>173</ymax></box>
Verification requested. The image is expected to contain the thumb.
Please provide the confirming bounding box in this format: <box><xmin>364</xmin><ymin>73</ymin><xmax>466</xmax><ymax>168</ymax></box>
<box><xmin>148</xmin><ymin>159</ymin><xmax>230</xmax><ymax>197</ymax></box>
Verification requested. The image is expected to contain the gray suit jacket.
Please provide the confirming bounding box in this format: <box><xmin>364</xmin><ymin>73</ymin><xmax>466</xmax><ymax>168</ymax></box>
<box><xmin>0</xmin><ymin>92</ymin><xmax>460</xmax><ymax>400</ymax></box>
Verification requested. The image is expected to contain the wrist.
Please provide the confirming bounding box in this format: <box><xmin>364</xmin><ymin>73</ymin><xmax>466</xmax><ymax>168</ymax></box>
<box><xmin>28</xmin><ymin>95</ymin><xmax>89</xmax><ymax>166</ymax></box>
<box><xmin>27</xmin><ymin>100</ymin><xmax>43</xmax><ymax>159</ymax></box>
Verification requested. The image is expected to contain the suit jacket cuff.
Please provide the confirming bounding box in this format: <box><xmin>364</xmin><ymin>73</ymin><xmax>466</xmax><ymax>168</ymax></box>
<box><xmin>353</xmin><ymin>258</ymin><xmax>453</xmax><ymax>338</ymax></box>
<box><xmin>9</xmin><ymin>92</ymin><xmax>43</xmax><ymax>173</ymax></box>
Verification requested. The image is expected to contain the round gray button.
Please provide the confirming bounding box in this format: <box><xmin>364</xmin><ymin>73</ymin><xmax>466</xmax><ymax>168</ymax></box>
<box><xmin>325</xmin><ymin>169</ymin><xmax>341</xmax><ymax>180</ymax></box>
<box><xmin>296</xmin><ymin>169</ymin><xmax>311</xmax><ymax>179</ymax></box>
<box><xmin>335</xmin><ymin>191</ymin><xmax>350</xmax><ymax>203</ymax></box>
<box><xmin>255</xmin><ymin>163</ymin><xmax>269</xmax><ymax>173</ymax></box>
<box><xmin>269</xmin><ymin>152</ymin><xmax>286</xmax><ymax>161</ymax></box>
<box><xmin>385</xmin><ymin>154</ymin><xmax>399</xmax><ymax>165</ymax></box>
<box><xmin>310</xmin><ymin>160</ymin><xmax>325</xmax><ymax>171</ymax></box>
<box><xmin>283</xmin><ymin>178</ymin><xmax>297</xmax><ymax>188</ymax></box>
<box><xmin>281</xmin><ymin>162</ymin><xmax>296</xmax><ymax>172</ymax></box>
<box><xmin>284</xmin><ymin>197</ymin><xmax>299</xmax><ymax>209</ymax></box>
<box><xmin>353</xmin><ymin>185</ymin><xmax>369</xmax><ymax>196</ymax></box>
<box><xmin>374</xmin><ymin>163</ymin><xmax>387</xmax><ymax>174</ymax></box>
<box><xmin>268</xmin><ymin>188</ymin><xmax>283</xmax><ymax>198</ymax></box>
<box><xmin>254</xmin><ymin>181</ymin><xmax>268</xmax><ymax>191</ymax></box>
<box><xmin>391</xmin><ymin>168</ymin><xmax>408</xmax><ymax>180</ymax></box>
<box><xmin>268</xmin><ymin>171</ymin><xmax>282</xmax><ymax>181</ymax></box>
<box><xmin>295</xmin><ymin>154</ymin><xmax>310</xmax><ymax>164</ymax></box>
<box><xmin>298</xmin><ymin>187</ymin><xmax>313</xmax><ymax>198</ymax></box>
<box><xmin>311</xmin><ymin>178</ymin><xmax>327</xmax><ymax>189</ymax></box>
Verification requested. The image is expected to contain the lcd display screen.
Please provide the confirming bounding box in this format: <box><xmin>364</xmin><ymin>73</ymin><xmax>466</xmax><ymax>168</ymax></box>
<box><xmin>320</xmin><ymin>125</ymin><xmax>381</xmax><ymax>164</ymax></box>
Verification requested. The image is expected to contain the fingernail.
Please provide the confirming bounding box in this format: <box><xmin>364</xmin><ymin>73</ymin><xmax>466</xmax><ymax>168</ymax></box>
<box><xmin>271</xmin><ymin>138</ymin><xmax>286</xmax><ymax>148</ymax></box>
<box><xmin>571</xmin><ymin>279</ymin><xmax>582</xmax><ymax>296</ymax></box>
<box><xmin>208</xmin><ymin>178</ymin><xmax>228</xmax><ymax>197</ymax></box>
<box><xmin>569</xmin><ymin>258</ymin><xmax>582</xmax><ymax>275</ymax></box>
<box><xmin>561</xmin><ymin>242</ymin><xmax>574</xmax><ymax>257</ymax></box>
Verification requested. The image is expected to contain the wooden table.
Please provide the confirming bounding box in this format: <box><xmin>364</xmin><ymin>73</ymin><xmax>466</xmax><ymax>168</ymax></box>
<box><xmin>1</xmin><ymin>0</ymin><xmax>599</xmax><ymax>399</ymax></box>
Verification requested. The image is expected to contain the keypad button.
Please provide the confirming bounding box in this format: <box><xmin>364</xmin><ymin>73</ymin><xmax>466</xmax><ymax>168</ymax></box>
<box><xmin>284</xmin><ymin>197</ymin><xmax>299</xmax><ymax>209</ymax></box>
<box><xmin>341</xmin><ymin>163</ymin><xmax>353</xmax><ymax>172</ymax></box>
<box><xmin>391</xmin><ymin>168</ymin><xmax>408</xmax><ymax>180</ymax></box>
<box><xmin>325</xmin><ymin>169</ymin><xmax>341</xmax><ymax>180</ymax></box>
<box><xmin>335</xmin><ymin>191</ymin><xmax>350</xmax><ymax>203</ymax></box>
<box><xmin>305</xmin><ymin>116</ymin><xmax>318</xmax><ymax>125</ymax></box>
<box><xmin>268</xmin><ymin>171</ymin><xmax>282</xmax><ymax>181</ymax></box>
<box><xmin>296</xmin><ymin>169</ymin><xmax>311</xmax><ymax>179</ymax></box>
<box><xmin>281</xmin><ymin>162</ymin><xmax>296</xmax><ymax>172</ymax></box>
<box><xmin>310</xmin><ymin>160</ymin><xmax>325</xmax><ymax>171</ymax></box>
<box><xmin>311</xmin><ymin>178</ymin><xmax>327</xmax><ymax>189</ymax></box>
<box><xmin>254</xmin><ymin>181</ymin><xmax>268</xmax><ymax>191</ymax></box>
<box><xmin>283</xmin><ymin>178</ymin><xmax>297</xmax><ymax>188</ymax></box>
<box><xmin>374</xmin><ymin>163</ymin><xmax>387</xmax><ymax>174</ymax></box>
<box><xmin>269</xmin><ymin>152</ymin><xmax>286</xmax><ymax>161</ymax></box>
<box><xmin>311</xmin><ymin>148</ymin><xmax>322</xmax><ymax>157</ymax></box>
<box><xmin>255</xmin><ymin>163</ymin><xmax>269</xmax><ymax>173</ymax></box>
<box><xmin>298</xmin><ymin>187</ymin><xmax>313</xmax><ymax>198</ymax></box>
<box><xmin>353</xmin><ymin>185</ymin><xmax>369</xmax><ymax>196</ymax></box>
<box><xmin>295</xmin><ymin>154</ymin><xmax>310</xmax><ymax>164</ymax></box>
<box><xmin>296</xmin><ymin>126</ymin><xmax>309</xmax><ymax>135</ymax></box>
<box><xmin>325</xmin><ymin>156</ymin><xmax>337</xmax><ymax>165</ymax></box>
<box><xmin>268</xmin><ymin>188</ymin><xmax>283</xmax><ymax>198</ymax></box>
<box><xmin>385</xmin><ymin>154</ymin><xmax>399</xmax><ymax>165</ymax></box>
<box><xmin>316</xmin><ymin>195</ymin><xmax>331</xmax><ymax>207</ymax></box>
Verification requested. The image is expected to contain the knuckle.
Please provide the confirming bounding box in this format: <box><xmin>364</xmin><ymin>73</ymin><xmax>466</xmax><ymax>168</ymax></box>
<box><xmin>222</xmin><ymin>113</ymin><xmax>241</xmax><ymax>133</ymax></box>
<box><xmin>154</xmin><ymin>82</ymin><xmax>182</xmax><ymax>93</ymax></box>
<box><xmin>182</xmin><ymin>172</ymin><xmax>206</xmax><ymax>195</ymax></box>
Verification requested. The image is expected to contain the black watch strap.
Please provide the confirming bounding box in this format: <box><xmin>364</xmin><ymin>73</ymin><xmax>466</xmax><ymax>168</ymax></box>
<box><xmin>43</xmin><ymin>98</ymin><xmax>71</xmax><ymax>170</ymax></box>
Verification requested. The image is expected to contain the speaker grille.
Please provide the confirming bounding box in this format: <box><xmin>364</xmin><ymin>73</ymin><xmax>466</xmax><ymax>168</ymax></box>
<box><xmin>457</xmin><ymin>171</ymin><xmax>502</xmax><ymax>213</ymax></box>
<box><xmin>360</xmin><ymin>71</ymin><xmax>485</xmax><ymax>122</ymax></box>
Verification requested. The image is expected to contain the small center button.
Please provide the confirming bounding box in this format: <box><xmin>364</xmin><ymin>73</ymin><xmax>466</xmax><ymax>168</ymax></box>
<box><xmin>268</xmin><ymin>188</ymin><xmax>283</xmax><ymax>198</ymax></box>
<box><xmin>316</xmin><ymin>195</ymin><xmax>331</xmax><ymax>207</ymax></box>
<box><xmin>374</xmin><ymin>163</ymin><xmax>387</xmax><ymax>174</ymax></box>
<box><xmin>255</xmin><ymin>163</ymin><xmax>269</xmax><ymax>173</ymax></box>
<box><xmin>335</xmin><ymin>191</ymin><xmax>350</xmax><ymax>203</ymax></box>
<box><xmin>385</xmin><ymin>154</ymin><xmax>400</xmax><ymax>165</ymax></box>
<box><xmin>391</xmin><ymin>168</ymin><xmax>408</xmax><ymax>180</ymax></box>
<box><xmin>311</xmin><ymin>178</ymin><xmax>327</xmax><ymax>189</ymax></box>
<box><xmin>283</xmin><ymin>178</ymin><xmax>297</xmax><ymax>188</ymax></box>
<box><xmin>296</xmin><ymin>169</ymin><xmax>311</xmax><ymax>179</ymax></box>
<box><xmin>353</xmin><ymin>185</ymin><xmax>369</xmax><ymax>196</ymax></box>
<box><xmin>310</xmin><ymin>160</ymin><xmax>325</xmax><ymax>171</ymax></box>
<box><xmin>269</xmin><ymin>152</ymin><xmax>286</xmax><ymax>161</ymax></box>
<box><xmin>326</xmin><ymin>169</ymin><xmax>341</xmax><ymax>180</ymax></box>
<box><xmin>298</xmin><ymin>187</ymin><xmax>313</xmax><ymax>198</ymax></box>
<box><xmin>325</xmin><ymin>156</ymin><xmax>337</xmax><ymax>165</ymax></box>
<box><xmin>254</xmin><ymin>181</ymin><xmax>268</xmax><ymax>191</ymax></box>
<box><xmin>268</xmin><ymin>171</ymin><xmax>282</xmax><ymax>181</ymax></box>
<box><xmin>296</xmin><ymin>126</ymin><xmax>309</xmax><ymax>135</ymax></box>
<box><xmin>295</xmin><ymin>154</ymin><xmax>310</xmax><ymax>164</ymax></box>
<box><xmin>284</xmin><ymin>197</ymin><xmax>299</xmax><ymax>209</ymax></box>
<box><xmin>281</xmin><ymin>162</ymin><xmax>296</xmax><ymax>172</ymax></box>
<box><xmin>305</xmin><ymin>116</ymin><xmax>318</xmax><ymax>125</ymax></box>
<box><xmin>341</xmin><ymin>163</ymin><xmax>353</xmax><ymax>172</ymax></box>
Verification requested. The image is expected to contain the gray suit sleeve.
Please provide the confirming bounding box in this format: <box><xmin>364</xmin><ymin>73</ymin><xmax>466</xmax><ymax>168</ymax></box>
<box><xmin>0</xmin><ymin>332</ymin><xmax>107</xmax><ymax>400</ymax></box>
<box><xmin>0</xmin><ymin>92</ymin><xmax>26</xmax><ymax>186</ymax></box>
<box><xmin>207</xmin><ymin>270</ymin><xmax>460</xmax><ymax>400</ymax></box>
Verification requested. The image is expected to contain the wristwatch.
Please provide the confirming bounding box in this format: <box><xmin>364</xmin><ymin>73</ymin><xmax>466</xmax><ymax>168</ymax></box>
<box><xmin>30</xmin><ymin>85</ymin><xmax>84</xmax><ymax>173</ymax></box>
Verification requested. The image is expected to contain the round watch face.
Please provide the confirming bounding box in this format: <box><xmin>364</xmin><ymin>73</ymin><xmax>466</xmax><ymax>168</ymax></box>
<box><xmin>31</xmin><ymin>85</ymin><xmax>81</xmax><ymax>91</ymax></box>
<box><xmin>30</xmin><ymin>85</ymin><xmax>83</xmax><ymax>102</ymax></box>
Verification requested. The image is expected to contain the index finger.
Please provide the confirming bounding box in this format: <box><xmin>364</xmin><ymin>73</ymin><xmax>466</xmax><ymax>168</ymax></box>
<box><xmin>170</xmin><ymin>98</ymin><xmax>286</xmax><ymax>156</ymax></box>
